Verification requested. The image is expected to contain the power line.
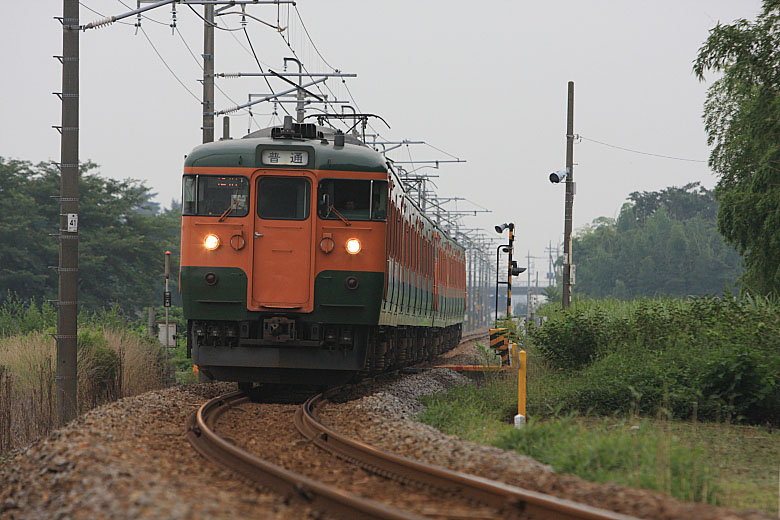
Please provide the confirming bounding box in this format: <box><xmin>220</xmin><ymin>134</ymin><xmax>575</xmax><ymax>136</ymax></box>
<box><xmin>242</xmin><ymin>27</ymin><xmax>291</xmax><ymax>117</ymax></box>
<box><xmin>175</xmin><ymin>26</ymin><xmax>262</xmax><ymax>129</ymax></box>
<box><xmin>139</xmin><ymin>26</ymin><xmax>200</xmax><ymax>102</ymax></box>
<box><xmin>293</xmin><ymin>5</ymin><xmax>335</xmax><ymax>71</ymax></box>
<box><xmin>424</xmin><ymin>142</ymin><xmax>461</xmax><ymax>161</ymax></box>
<box><xmin>276</xmin><ymin>15</ymin><xmax>344</xmax><ymax>125</ymax></box>
<box><xmin>79</xmin><ymin>2</ymin><xmax>132</xmax><ymax>25</ymax></box>
<box><xmin>115</xmin><ymin>0</ymin><xmax>168</xmax><ymax>26</ymax></box>
<box><xmin>185</xmin><ymin>3</ymin><xmax>243</xmax><ymax>31</ymax></box>
<box><xmin>578</xmin><ymin>135</ymin><xmax>707</xmax><ymax>163</ymax></box>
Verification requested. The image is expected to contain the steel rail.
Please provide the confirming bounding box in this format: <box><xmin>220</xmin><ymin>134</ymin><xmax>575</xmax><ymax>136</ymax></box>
<box><xmin>186</xmin><ymin>391</ymin><xmax>426</xmax><ymax>520</ymax></box>
<box><xmin>295</xmin><ymin>394</ymin><xmax>637</xmax><ymax>520</ymax></box>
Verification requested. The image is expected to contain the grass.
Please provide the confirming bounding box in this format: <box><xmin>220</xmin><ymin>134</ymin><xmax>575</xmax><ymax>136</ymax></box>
<box><xmin>418</xmin><ymin>375</ymin><xmax>780</xmax><ymax>514</ymax></box>
<box><xmin>0</xmin><ymin>328</ymin><xmax>163</xmax><ymax>455</ymax></box>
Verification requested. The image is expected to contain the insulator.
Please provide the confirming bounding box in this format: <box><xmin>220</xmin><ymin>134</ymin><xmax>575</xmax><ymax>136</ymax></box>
<box><xmin>87</xmin><ymin>16</ymin><xmax>115</xmax><ymax>30</ymax></box>
<box><xmin>222</xmin><ymin>73</ymin><xmax>241</xmax><ymax>78</ymax></box>
<box><xmin>221</xmin><ymin>105</ymin><xmax>242</xmax><ymax>115</ymax></box>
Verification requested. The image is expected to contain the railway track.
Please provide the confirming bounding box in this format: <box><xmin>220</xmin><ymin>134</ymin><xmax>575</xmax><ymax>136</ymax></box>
<box><xmin>186</xmin><ymin>331</ymin><xmax>636</xmax><ymax>519</ymax></box>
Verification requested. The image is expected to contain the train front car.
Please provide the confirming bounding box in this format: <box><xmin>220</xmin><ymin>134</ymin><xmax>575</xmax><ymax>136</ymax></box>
<box><xmin>180</xmin><ymin>118</ymin><xmax>464</xmax><ymax>386</ymax></box>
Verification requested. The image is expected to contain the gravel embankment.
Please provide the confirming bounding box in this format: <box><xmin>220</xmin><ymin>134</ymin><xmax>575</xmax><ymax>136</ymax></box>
<box><xmin>0</xmin><ymin>384</ymin><xmax>314</xmax><ymax>520</ymax></box>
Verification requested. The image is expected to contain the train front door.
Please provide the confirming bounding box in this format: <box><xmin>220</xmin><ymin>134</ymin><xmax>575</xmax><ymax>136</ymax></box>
<box><xmin>252</xmin><ymin>172</ymin><xmax>314</xmax><ymax>311</ymax></box>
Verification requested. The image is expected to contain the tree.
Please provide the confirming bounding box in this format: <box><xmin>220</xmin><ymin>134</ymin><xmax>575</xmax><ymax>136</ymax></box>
<box><xmin>0</xmin><ymin>157</ymin><xmax>180</xmax><ymax>312</ymax></box>
<box><xmin>694</xmin><ymin>1</ymin><xmax>780</xmax><ymax>295</ymax></box>
<box><xmin>571</xmin><ymin>184</ymin><xmax>742</xmax><ymax>299</ymax></box>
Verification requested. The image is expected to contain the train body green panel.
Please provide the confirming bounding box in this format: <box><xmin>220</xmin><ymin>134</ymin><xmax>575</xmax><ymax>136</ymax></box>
<box><xmin>184</xmin><ymin>138</ymin><xmax>386</xmax><ymax>173</ymax></box>
<box><xmin>311</xmin><ymin>270</ymin><xmax>384</xmax><ymax>325</ymax></box>
<box><xmin>181</xmin><ymin>266</ymin><xmax>249</xmax><ymax>321</ymax></box>
<box><xmin>182</xmin><ymin>266</ymin><xmax>384</xmax><ymax>326</ymax></box>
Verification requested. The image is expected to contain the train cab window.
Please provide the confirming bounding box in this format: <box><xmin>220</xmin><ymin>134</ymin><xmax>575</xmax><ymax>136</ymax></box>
<box><xmin>182</xmin><ymin>175</ymin><xmax>249</xmax><ymax>217</ymax></box>
<box><xmin>318</xmin><ymin>179</ymin><xmax>388</xmax><ymax>221</ymax></box>
<box><xmin>257</xmin><ymin>177</ymin><xmax>310</xmax><ymax>220</ymax></box>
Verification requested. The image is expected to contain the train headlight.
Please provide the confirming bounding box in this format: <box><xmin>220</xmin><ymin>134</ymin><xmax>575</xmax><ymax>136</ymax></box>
<box><xmin>345</xmin><ymin>238</ymin><xmax>361</xmax><ymax>255</ymax></box>
<box><xmin>204</xmin><ymin>234</ymin><xmax>221</xmax><ymax>251</ymax></box>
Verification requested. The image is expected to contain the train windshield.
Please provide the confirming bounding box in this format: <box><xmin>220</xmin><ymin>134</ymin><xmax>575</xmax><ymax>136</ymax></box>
<box><xmin>182</xmin><ymin>175</ymin><xmax>249</xmax><ymax>217</ymax></box>
<box><xmin>257</xmin><ymin>177</ymin><xmax>310</xmax><ymax>220</ymax></box>
<box><xmin>317</xmin><ymin>179</ymin><xmax>387</xmax><ymax>221</ymax></box>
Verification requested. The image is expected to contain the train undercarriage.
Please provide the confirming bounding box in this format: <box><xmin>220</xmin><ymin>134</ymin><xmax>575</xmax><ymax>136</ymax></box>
<box><xmin>189</xmin><ymin>319</ymin><xmax>462</xmax><ymax>386</ymax></box>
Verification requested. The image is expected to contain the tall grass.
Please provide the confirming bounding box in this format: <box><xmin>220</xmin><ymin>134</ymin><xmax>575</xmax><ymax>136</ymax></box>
<box><xmin>0</xmin><ymin>329</ymin><xmax>162</xmax><ymax>454</ymax></box>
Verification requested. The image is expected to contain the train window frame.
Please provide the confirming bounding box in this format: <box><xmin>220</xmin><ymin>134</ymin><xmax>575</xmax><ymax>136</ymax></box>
<box><xmin>181</xmin><ymin>174</ymin><xmax>250</xmax><ymax>218</ymax></box>
<box><xmin>256</xmin><ymin>176</ymin><xmax>311</xmax><ymax>221</ymax></box>
<box><xmin>317</xmin><ymin>179</ymin><xmax>388</xmax><ymax>222</ymax></box>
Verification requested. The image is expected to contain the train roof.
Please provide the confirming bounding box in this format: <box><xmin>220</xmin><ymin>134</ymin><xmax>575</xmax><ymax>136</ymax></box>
<box><xmin>184</xmin><ymin>122</ymin><xmax>387</xmax><ymax>173</ymax></box>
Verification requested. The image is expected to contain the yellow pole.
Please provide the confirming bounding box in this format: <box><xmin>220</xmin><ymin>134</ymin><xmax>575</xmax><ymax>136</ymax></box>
<box><xmin>514</xmin><ymin>349</ymin><xmax>527</xmax><ymax>428</ymax></box>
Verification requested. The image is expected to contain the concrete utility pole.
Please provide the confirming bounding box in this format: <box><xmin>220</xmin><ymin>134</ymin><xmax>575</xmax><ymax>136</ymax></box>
<box><xmin>562</xmin><ymin>81</ymin><xmax>575</xmax><ymax>309</ymax></box>
<box><xmin>202</xmin><ymin>5</ymin><xmax>215</xmax><ymax>143</ymax></box>
<box><xmin>56</xmin><ymin>0</ymin><xmax>80</xmax><ymax>425</ymax></box>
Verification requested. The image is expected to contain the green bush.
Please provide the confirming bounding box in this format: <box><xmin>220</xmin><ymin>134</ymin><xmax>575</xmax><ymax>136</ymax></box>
<box><xmin>530</xmin><ymin>296</ymin><xmax>780</xmax><ymax>425</ymax></box>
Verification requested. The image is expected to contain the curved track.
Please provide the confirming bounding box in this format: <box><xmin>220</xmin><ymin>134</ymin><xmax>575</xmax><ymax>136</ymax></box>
<box><xmin>186</xmin><ymin>391</ymin><xmax>418</xmax><ymax>519</ymax></box>
<box><xmin>186</xmin><ymin>330</ymin><xmax>637</xmax><ymax>519</ymax></box>
<box><xmin>296</xmin><ymin>393</ymin><xmax>635</xmax><ymax>520</ymax></box>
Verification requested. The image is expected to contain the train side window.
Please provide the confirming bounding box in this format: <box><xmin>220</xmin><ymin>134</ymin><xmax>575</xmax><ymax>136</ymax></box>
<box><xmin>371</xmin><ymin>180</ymin><xmax>388</xmax><ymax>220</ymax></box>
<box><xmin>257</xmin><ymin>177</ymin><xmax>310</xmax><ymax>220</ymax></box>
<box><xmin>317</xmin><ymin>179</ymin><xmax>387</xmax><ymax>221</ymax></box>
<box><xmin>182</xmin><ymin>175</ymin><xmax>197</xmax><ymax>215</ymax></box>
<box><xmin>190</xmin><ymin>175</ymin><xmax>249</xmax><ymax>217</ymax></box>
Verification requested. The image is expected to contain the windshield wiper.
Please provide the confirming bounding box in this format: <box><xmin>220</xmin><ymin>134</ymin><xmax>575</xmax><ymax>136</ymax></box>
<box><xmin>218</xmin><ymin>200</ymin><xmax>238</xmax><ymax>222</ymax></box>
<box><xmin>327</xmin><ymin>205</ymin><xmax>351</xmax><ymax>226</ymax></box>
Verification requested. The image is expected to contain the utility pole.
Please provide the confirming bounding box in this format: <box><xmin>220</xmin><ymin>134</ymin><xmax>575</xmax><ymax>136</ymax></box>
<box><xmin>202</xmin><ymin>5</ymin><xmax>215</xmax><ymax>143</ymax></box>
<box><xmin>56</xmin><ymin>0</ymin><xmax>80</xmax><ymax>425</ymax></box>
<box><xmin>562</xmin><ymin>81</ymin><xmax>575</xmax><ymax>309</ymax></box>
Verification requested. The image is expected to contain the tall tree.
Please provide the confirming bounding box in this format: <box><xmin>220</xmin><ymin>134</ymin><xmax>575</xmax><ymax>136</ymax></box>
<box><xmin>694</xmin><ymin>1</ymin><xmax>780</xmax><ymax>295</ymax></box>
<box><xmin>0</xmin><ymin>157</ymin><xmax>180</xmax><ymax>312</ymax></box>
<box><xmin>572</xmin><ymin>184</ymin><xmax>742</xmax><ymax>299</ymax></box>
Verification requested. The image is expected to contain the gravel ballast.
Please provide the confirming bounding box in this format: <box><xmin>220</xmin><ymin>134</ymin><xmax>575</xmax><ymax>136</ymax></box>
<box><xmin>0</xmin><ymin>384</ymin><xmax>314</xmax><ymax>520</ymax></box>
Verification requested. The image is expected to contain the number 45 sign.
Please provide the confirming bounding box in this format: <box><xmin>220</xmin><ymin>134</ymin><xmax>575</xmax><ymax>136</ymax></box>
<box><xmin>67</xmin><ymin>214</ymin><xmax>78</xmax><ymax>233</ymax></box>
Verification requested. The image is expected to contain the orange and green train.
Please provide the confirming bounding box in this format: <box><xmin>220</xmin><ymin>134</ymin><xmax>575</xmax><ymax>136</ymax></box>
<box><xmin>180</xmin><ymin>119</ymin><xmax>465</xmax><ymax>386</ymax></box>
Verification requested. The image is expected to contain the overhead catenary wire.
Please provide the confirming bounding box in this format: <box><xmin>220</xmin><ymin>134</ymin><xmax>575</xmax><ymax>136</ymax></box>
<box><xmin>114</xmin><ymin>0</ymin><xmax>169</xmax><ymax>26</ymax></box>
<box><xmin>139</xmin><ymin>25</ymin><xmax>200</xmax><ymax>102</ymax></box>
<box><xmin>174</xmin><ymin>26</ymin><xmax>262</xmax><ymax>128</ymax></box>
<box><xmin>578</xmin><ymin>135</ymin><xmax>707</xmax><ymax>163</ymax></box>
<box><xmin>80</xmin><ymin>2</ymin><xmax>133</xmax><ymax>24</ymax></box>
<box><xmin>185</xmin><ymin>3</ymin><xmax>243</xmax><ymax>31</ymax></box>
<box><xmin>242</xmin><ymin>27</ymin><xmax>292</xmax><ymax>117</ymax></box>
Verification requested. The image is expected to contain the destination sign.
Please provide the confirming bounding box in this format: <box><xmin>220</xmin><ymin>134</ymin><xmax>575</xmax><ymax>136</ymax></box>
<box><xmin>261</xmin><ymin>150</ymin><xmax>309</xmax><ymax>166</ymax></box>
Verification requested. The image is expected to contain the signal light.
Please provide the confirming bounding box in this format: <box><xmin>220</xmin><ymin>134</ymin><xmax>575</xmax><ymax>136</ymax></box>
<box><xmin>511</xmin><ymin>260</ymin><xmax>526</xmax><ymax>276</ymax></box>
<box><xmin>345</xmin><ymin>238</ymin><xmax>361</xmax><ymax>254</ymax></box>
<box><xmin>204</xmin><ymin>234</ymin><xmax>220</xmax><ymax>250</ymax></box>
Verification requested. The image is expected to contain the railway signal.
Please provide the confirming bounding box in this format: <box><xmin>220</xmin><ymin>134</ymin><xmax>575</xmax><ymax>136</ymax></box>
<box><xmin>494</xmin><ymin>223</ymin><xmax>525</xmax><ymax>322</ymax></box>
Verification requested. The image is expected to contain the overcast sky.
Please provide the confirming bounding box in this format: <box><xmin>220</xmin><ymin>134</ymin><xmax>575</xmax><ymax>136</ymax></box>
<box><xmin>2</xmin><ymin>1</ymin><xmax>762</xmax><ymax>280</ymax></box>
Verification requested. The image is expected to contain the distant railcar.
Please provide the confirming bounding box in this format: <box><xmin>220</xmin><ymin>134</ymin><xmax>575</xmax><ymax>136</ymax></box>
<box><xmin>180</xmin><ymin>118</ymin><xmax>465</xmax><ymax>386</ymax></box>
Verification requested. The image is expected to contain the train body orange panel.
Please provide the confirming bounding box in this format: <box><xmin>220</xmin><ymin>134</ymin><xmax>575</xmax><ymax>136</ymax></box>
<box><xmin>180</xmin><ymin>167</ymin><xmax>386</xmax><ymax>314</ymax></box>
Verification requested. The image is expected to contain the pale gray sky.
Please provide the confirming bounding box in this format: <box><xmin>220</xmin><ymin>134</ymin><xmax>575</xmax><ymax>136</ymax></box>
<box><xmin>2</xmin><ymin>1</ymin><xmax>762</xmax><ymax>278</ymax></box>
